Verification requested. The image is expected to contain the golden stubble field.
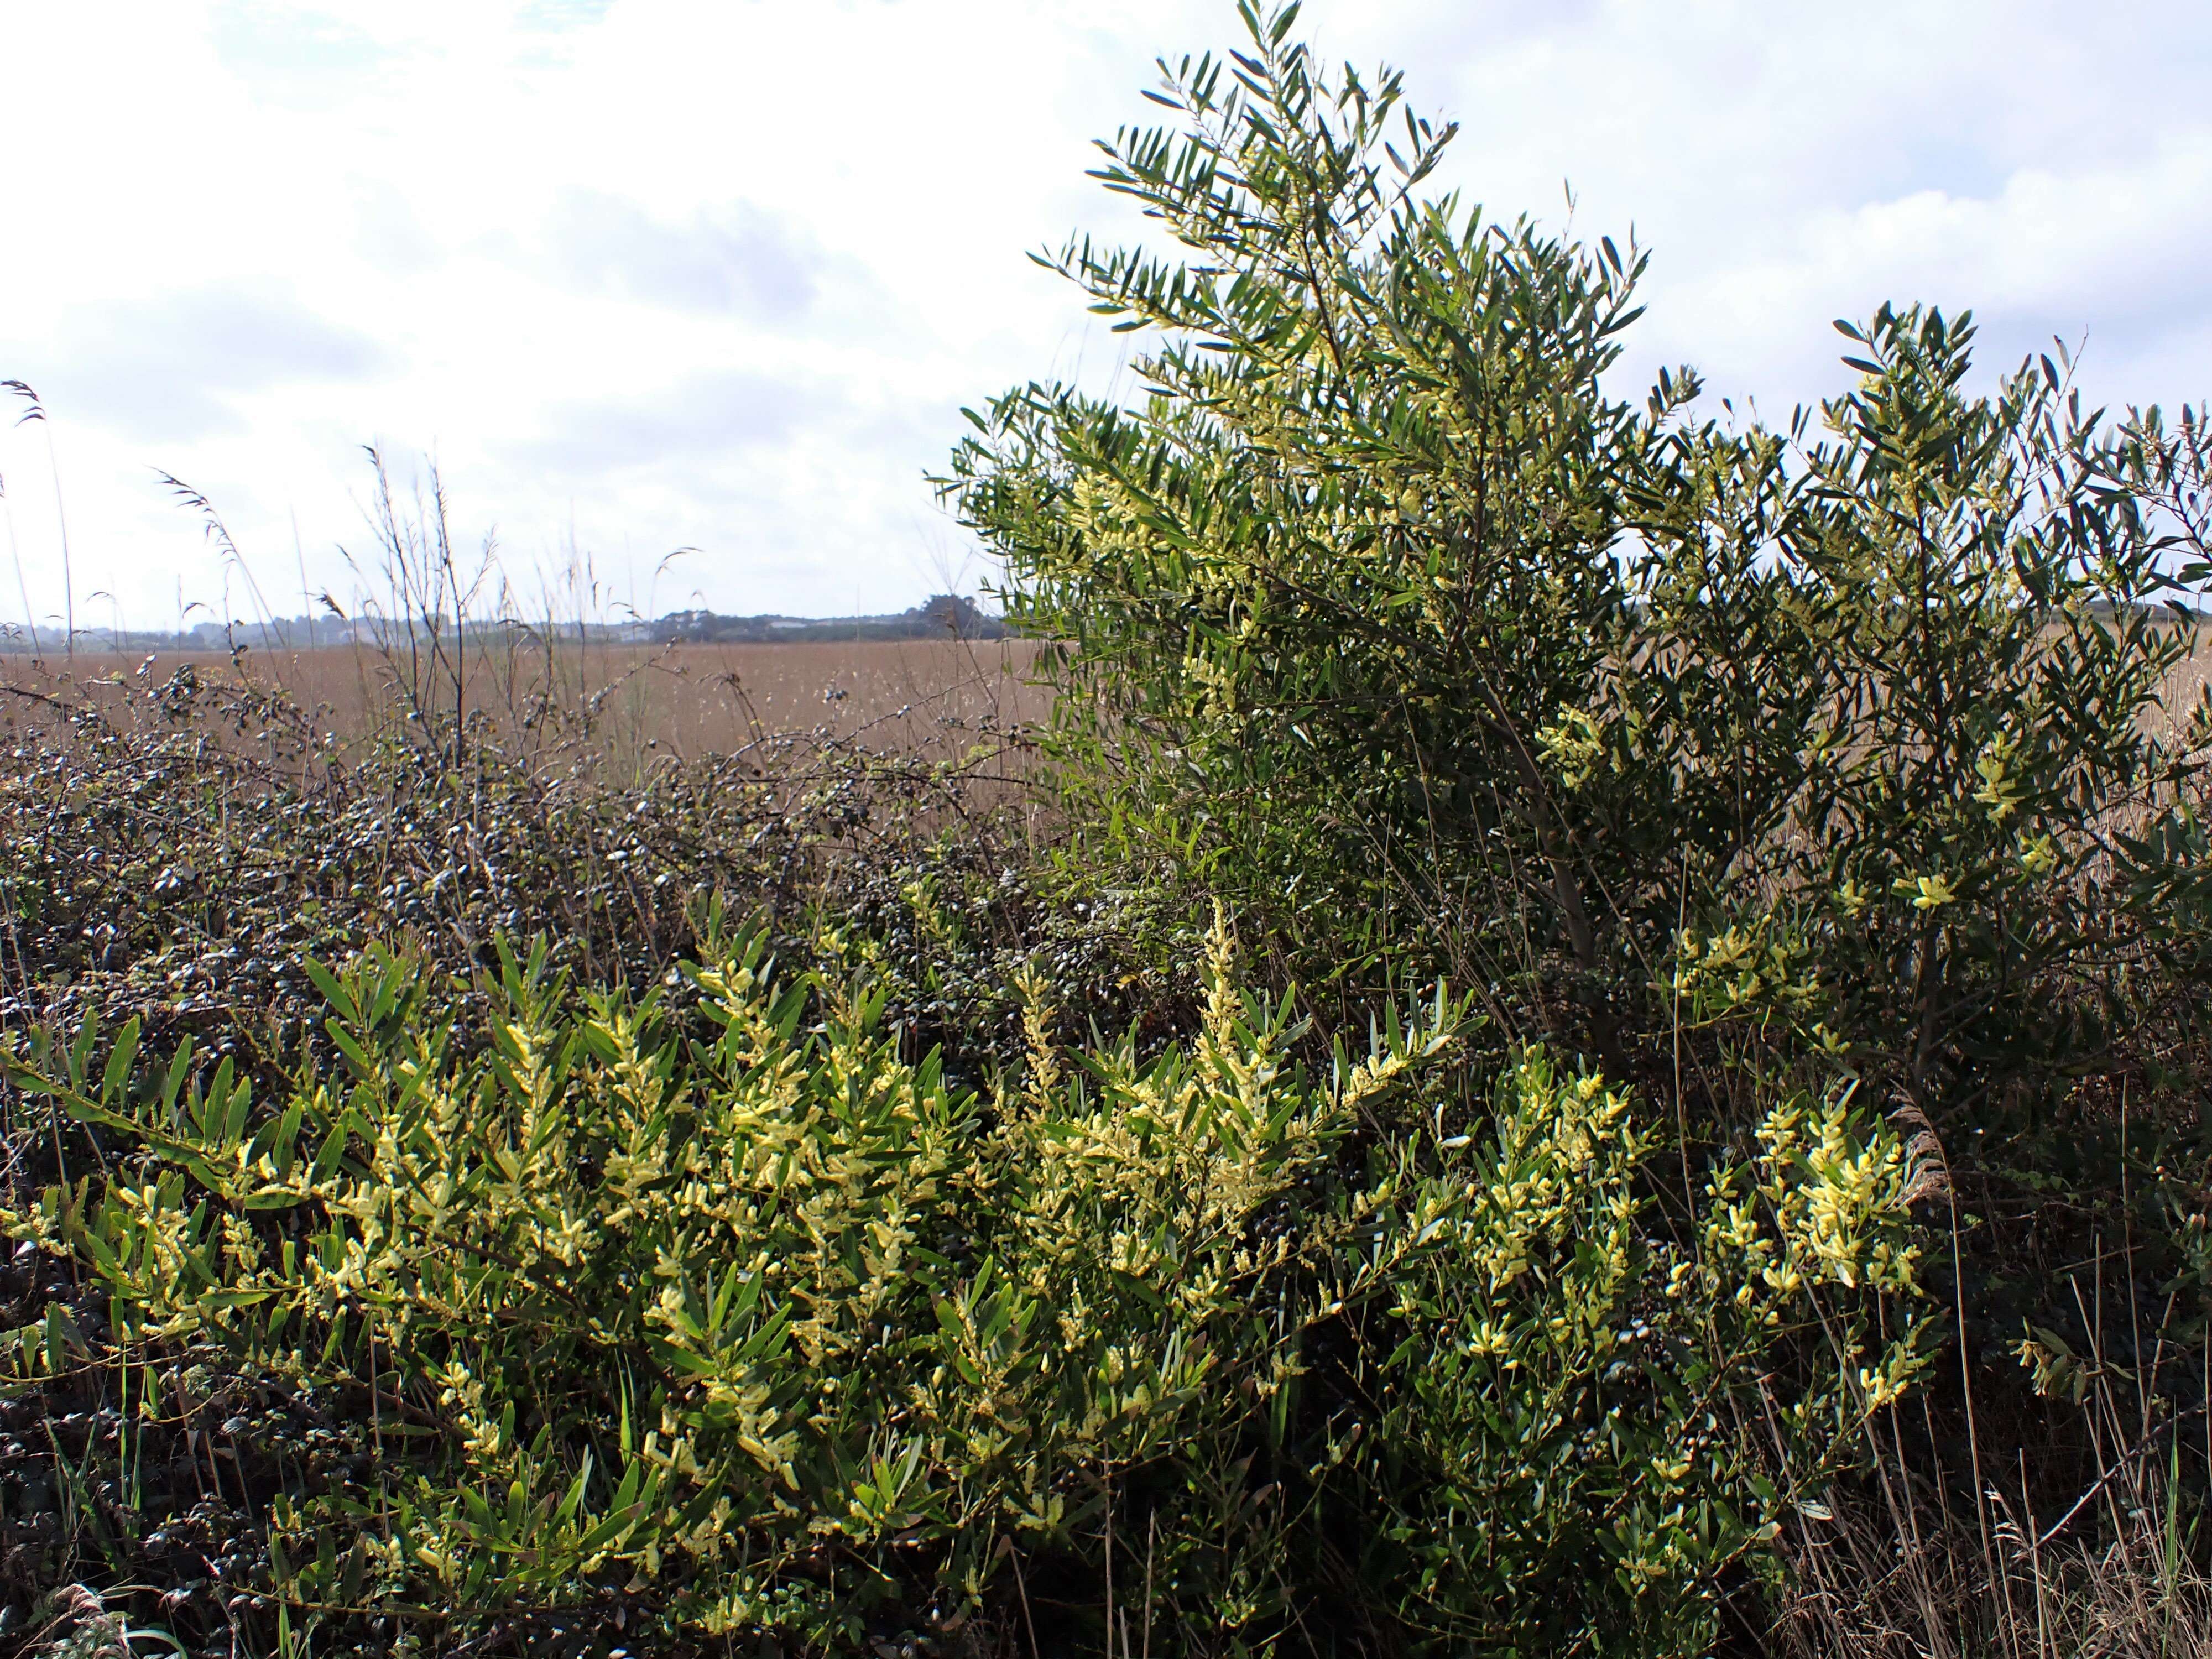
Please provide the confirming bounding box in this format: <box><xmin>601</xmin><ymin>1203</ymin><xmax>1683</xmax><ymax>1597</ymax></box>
<box><xmin>9</xmin><ymin>628</ymin><xmax>2211</xmax><ymax>773</ymax></box>
<box><xmin>0</xmin><ymin>637</ymin><xmax>1052</xmax><ymax>768</ymax></box>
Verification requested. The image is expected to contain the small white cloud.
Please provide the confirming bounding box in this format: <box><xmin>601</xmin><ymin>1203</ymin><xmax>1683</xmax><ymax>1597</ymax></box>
<box><xmin>518</xmin><ymin>367</ymin><xmax>826</xmax><ymax>477</ymax></box>
<box><xmin>24</xmin><ymin>283</ymin><xmax>384</xmax><ymax>442</ymax></box>
<box><xmin>517</xmin><ymin>0</ymin><xmax>614</xmax><ymax>32</ymax></box>
<box><xmin>209</xmin><ymin>2</ymin><xmax>392</xmax><ymax>76</ymax></box>
<box><xmin>545</xmin><ymin>191</ymin><xmax>822</xmax><ymax>320</ymax></box>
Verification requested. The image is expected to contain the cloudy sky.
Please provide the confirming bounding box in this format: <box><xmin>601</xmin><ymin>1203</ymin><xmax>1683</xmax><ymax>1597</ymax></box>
<box><xmin>1</xmin><ymin>1</ymin><xmax>2206</xmax><ymax>633</ymax></box>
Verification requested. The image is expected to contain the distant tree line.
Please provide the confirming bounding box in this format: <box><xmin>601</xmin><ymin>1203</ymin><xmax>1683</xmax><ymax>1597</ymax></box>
<box><xmin>0</xmin><ymin>592</ymin><xmax>1010</xmax><ymax>655</ymax></box>
<box><xmin>653</xmin><ymin>592</ymin><xmax>1010</xmax><ymax>643</ymax></box>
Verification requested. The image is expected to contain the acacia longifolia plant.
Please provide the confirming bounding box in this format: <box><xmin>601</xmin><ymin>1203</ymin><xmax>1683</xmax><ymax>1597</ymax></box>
<box><xmin>3</xmin><ymin>913</ymin><xmax>1926</xmax><ymax>1655</ymax></box>
<box><xmin>943</xmin><ymin>1</ymin><xmax>2212</xmax><ymax>1140</ymax></box>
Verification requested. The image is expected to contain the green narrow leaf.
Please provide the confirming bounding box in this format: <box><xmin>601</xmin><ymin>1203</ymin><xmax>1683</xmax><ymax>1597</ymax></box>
<box><xmin>326</xmin><ymin>1022</ymin><xmax>376</xmax><ymax>1081</ymax></box>
<box><xmin>100</xmin><ymin>1019</ymin><xmax>141</xmax><ymax>1108</ymax></box>
<box><xmin>272</xmin><ymin>1100</ymin><xmax>305</xmax><ymax>1177</ymax></box>
<box><xmin>161</xmin><ymin>1038</ymin><xmax>195</xmax><ymax>1118</ymax></box>
<box><xmin>67</xmin><ymin>1015</ymin><xmax>99</xmax><ymax>1093</ymax></box>
<box><xmin>223</xmin><ymin>1076</ymin><xmax>253</xmax><ymax>1147</ymax></box>
<box><xmin>300</xmin><ymin>957</ymin><xmax>357</xmax><ymax>1024</ymax></box>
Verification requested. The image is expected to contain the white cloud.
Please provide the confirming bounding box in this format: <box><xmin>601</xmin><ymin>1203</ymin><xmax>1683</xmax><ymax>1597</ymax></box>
<box><xmin>41</xmin><ymin>283</ymin><xmax>386</xmax><ymax>440</ymax></box>
<box><xmin>0</xmin><ymin>0</ymin><xmax>2204</xmax><ymax>629</ymax></box>
<box><xmin>544</xmin><ymin>192</ymin><xmax>825</xmax><ymax>319</ymax></box>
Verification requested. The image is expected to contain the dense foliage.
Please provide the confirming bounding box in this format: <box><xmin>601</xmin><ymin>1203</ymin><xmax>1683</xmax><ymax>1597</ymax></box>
<box><xmin>937</xmin><ymin>2</ymin><xmax>2212</xmax><ymax>1651</ymax></box>
<box><xmin>5</xmin><ymin>3</ymin><xmax>2212</xmax><ymax>1654</ymax></box>
<box><xmin>2</xmin><ymin>915</ymin><xmax>1924</xmax><ymax>1656</ymax></box>
<box><xmin>944</xmin><ymin>9</ymin><xmax>2212</xmax><ymax>1131</ymax></box>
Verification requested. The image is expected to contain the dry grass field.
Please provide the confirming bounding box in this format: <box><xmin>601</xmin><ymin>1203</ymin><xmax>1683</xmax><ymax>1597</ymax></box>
<box><xmin>11</xmin><ymin>626</ymin><xmax>2209</xmax><ymax>769</ymax></box>
<box><xmin>0</xmin><ymin>635</ymin><xmax>1051</xmax><ymax>769</ymax></box>
<box><xmin>2161</xmin><ymin>632</ymin><xmax>2212</xmax><ymax>733</ymax></box>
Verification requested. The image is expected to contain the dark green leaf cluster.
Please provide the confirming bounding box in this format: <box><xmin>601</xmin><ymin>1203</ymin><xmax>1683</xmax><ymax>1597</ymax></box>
<box><xmin>943</xmin><ymin>6</ymin><xmax>2212</xmax><ymax>1140</ymax></box>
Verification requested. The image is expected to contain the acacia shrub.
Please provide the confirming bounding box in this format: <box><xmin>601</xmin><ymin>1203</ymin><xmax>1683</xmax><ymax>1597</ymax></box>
<box><xmin>944</xmin><ymin>4</ymin><xmax>2212</xmax><ymax>1130</ymax></box>
<box><xmin>1</xmin><ymin>916</ymin><xmax>1922</xmax><ymax>1656</ymax></box>
<box><xmin>942</xmin><ymin>12</ymin><xmax>2212</xmax><ymax>1623</ymax></box>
